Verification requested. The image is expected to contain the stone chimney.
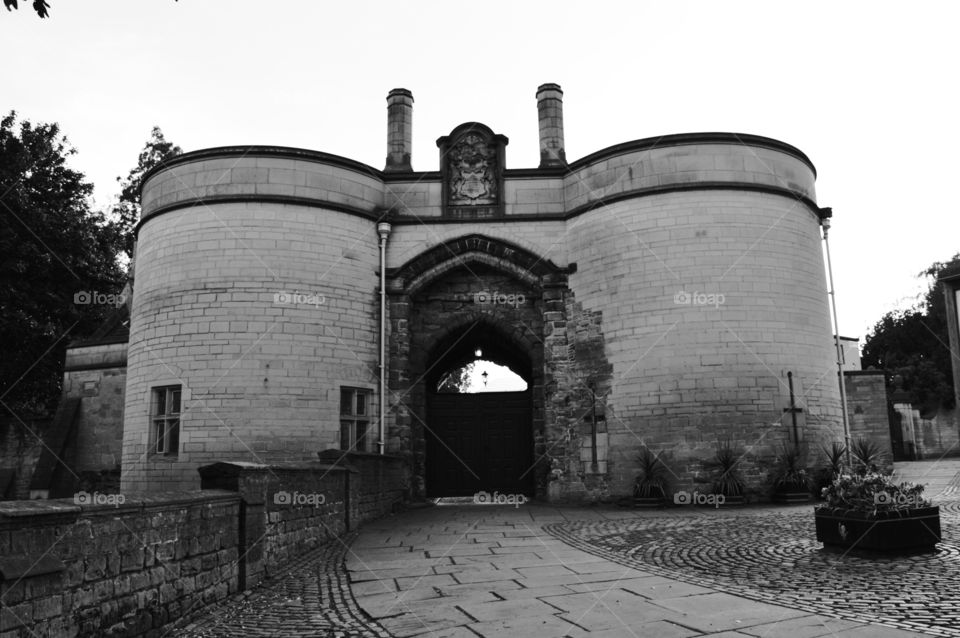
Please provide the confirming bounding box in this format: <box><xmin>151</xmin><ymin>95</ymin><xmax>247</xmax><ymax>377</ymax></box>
<box><xmin>536</xmin><ymin>83</ymin><xmax>567</xmax><ymax>168</ymax></box>
<box><xmin>385</xmin><ymin>88</ymin><xmax>413</xmax><ymax>172</ymax></box>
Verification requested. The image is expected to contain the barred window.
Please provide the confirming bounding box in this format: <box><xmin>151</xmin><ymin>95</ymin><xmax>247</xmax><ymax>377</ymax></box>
<box><xmin>152</xmin><ymin>386</ymin><xmax>181</xmax><ymax>456</ymax></box>
<box><xmin>340</xmin><ymin>387</ymin><xmax>372</xmax><ymax>452</ymax></box>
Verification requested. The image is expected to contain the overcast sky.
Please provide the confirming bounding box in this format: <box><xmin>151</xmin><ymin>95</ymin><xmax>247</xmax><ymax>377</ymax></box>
<box><xmin>3</xmin><ymin>1</ymin><xmax>958</xmax><ymax>344</ymax></box>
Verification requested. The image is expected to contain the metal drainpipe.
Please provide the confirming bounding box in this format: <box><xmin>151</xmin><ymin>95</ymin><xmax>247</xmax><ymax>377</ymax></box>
<box><xmin>821</xmin><ymin>214</ymin><xmax>851</xmax><ymax>465</ymax></box>
<box><xmin>377</xmin><ymin>222</ymin><xmax>392</xmax><ymax>455</ymax></box>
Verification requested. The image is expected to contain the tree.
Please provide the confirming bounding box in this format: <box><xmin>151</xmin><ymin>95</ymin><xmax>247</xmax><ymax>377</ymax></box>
<box><xmin>861</xmin><ymin>254</ymin><xmax>959</xmax><ymax>416</ymax></box>
<box><xmin>437</xmin><ymin>362</ymin><xmax>475</xmax><ymax>393</ymax></box>
<box><xmin>4</xmin><ymin>1</ymin><xmax>177</xmax><ymax>18</ymax></box>
<box><xmin>109</xmin><ymin>127</ymin><xmax>181</xmax><ymax>260</ymax></box>
<box><xmin>3</xmin><ymin>0</ymin><xmax>48</xmax><ymax>17</ymax></box>
<box><xmin>0</xmin><ymin>112</ymin><xmax>124</xmax><ymax>416</ymax></box>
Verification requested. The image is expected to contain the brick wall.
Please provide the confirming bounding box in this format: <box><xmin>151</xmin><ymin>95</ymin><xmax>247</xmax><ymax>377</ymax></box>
<box><xmin>0</xmin><ymin>492</ymin><xmax>239</xmax><ymax>637</ymax></box>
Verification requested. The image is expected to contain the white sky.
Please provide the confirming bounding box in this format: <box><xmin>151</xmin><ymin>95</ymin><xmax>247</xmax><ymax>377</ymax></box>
<box><xmin>3</xmin><ymin>1</ymin><xmax>958</xmax><ymax>343</ymax></box>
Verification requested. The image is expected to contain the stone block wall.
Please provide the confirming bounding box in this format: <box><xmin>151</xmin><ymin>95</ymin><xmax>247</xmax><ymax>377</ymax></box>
<box><xmin>63</xmin><ymin>341</ymin><xmax>127</xmax><ymax>486</ymax></box>
<box><xmin>3</xmin><ymin>453</ymin><xmax>407</xmax><ymax>636</ymax></box>
<box><xmin>122</xmin><ymin>201</ymin><xmax>380</xmax><ymax>492</ymax></box>
<box><xmin>0</xmin><ymin>492</ymin><xmax>239</xmax><ymax>637</ymax></box>
<box><xmin>199</xmin><ymin>455</ymin><xmax>407</xmax><ymax>587</ymax></box>
<box><xmin>566</xmin><ymin>190</ymin><xmax>841</xmax><ymax>499</ymax></box>
<box><xmin>844</xmin><ymin>371</ymin><xmax>894</xmax><ymax>466</ymax></box>
<box><xmin>340</xmin><ymin>451</ymin><xmax>408</xmax><ymax>522</ymax></box>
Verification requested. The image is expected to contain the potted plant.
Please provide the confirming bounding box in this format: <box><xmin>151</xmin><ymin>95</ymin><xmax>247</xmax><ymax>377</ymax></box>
<box><xmin>812</xmin><ymin>441</ymin><xmax>846</xmax><ymax>498</ymax></box>
<box><xmin>815</xmin><ymin>472</ymin><xmax>940</xmax><ymax>553</ymax></box>
<box><xmin>706</xmin><ymin>439</ymin><xmax>746</xmax><ymax>506</ymax></box>
<box><xmin>771</xmin><ymin>443</ymin><xmax>811</xmax><ymax>503</ymax></box>
<box><xmin>633</xmin><ymin>447</ymin><xmax>670</xmax><ymax>508</ymax></box>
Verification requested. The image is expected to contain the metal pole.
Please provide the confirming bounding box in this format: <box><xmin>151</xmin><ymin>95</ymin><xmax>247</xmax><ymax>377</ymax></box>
<box><xmin>822</xmin><ymin>217</ymin><xmax>852</xmax><ymax>465</ymax></box>
<box><xmin>589</xmin><ymin>382</ymin><xmax>598</xmax><ymax>473</ymax></box>
<box><xmin>377</xmin><ymin>222</ymin><xmax>392</xmax><ymax>455</ymax></box>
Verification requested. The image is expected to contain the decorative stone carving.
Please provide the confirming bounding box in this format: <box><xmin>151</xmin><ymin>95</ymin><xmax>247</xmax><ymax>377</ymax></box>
<box><xmin>449</xmin><ymin>133</ymin><xmax>497</xmax><ymax>205</ymax></box>
<box><xmin>437</xmin><ymin>123</ymin><xmax>508</xmax><ymax>219</ymax></box>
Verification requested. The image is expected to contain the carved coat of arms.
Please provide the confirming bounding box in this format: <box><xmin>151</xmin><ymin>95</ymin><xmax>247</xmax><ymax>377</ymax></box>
<box><xmin>448</xmin><ymin>133</ymin><xmax>496</xmax><ymax>205</ymax></box>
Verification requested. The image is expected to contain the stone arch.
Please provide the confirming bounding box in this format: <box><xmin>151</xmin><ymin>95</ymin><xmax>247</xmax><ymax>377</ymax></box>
<box><xmin>387</xmin><ymin>234</ymin><xmax>566</xmax><ymax>498</ymax></box>
<box><xmin>388</xmin><ymin>233</ymin><xmax>571</xmax><ymax>295</ymax></box>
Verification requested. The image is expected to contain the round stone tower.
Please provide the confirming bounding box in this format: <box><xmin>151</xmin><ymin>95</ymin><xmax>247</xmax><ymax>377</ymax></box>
<box><xmin>121</xmin><ymin>150</ymin><xmax>383</xmax><ymax>491</ymax></box>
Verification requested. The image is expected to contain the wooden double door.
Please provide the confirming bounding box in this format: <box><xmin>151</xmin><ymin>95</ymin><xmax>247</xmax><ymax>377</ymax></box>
<box><xmin>426</xmin><ymin>391</ymin><xmax>533</xmax><ymax>497</ymax></box>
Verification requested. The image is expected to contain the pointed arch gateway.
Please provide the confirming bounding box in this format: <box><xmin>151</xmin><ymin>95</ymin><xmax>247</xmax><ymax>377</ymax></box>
<box><xmin>386</xmin><ymin>234</ymin><xmax>573</xmax><ymax>499</ymax></box>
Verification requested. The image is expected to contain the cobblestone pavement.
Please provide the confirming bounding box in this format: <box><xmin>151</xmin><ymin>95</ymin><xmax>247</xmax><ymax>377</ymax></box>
<box><xmin>173</xmin><ymin>531</ymin><xmax>391</xmax><ymax>637</ymax></box>
<box><xmin>545</xmin><ymin>504</ymin><xmax>960</xmax><ymax>637</ymax></box>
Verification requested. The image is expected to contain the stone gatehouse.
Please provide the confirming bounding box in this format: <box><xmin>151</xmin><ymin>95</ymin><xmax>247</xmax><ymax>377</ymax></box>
<box><xmin>116</xmin><ymin>84</ymin><xmax>845</xmax><ymax>502</ymax></box>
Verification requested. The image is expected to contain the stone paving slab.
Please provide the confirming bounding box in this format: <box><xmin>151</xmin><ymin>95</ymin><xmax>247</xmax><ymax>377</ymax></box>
<box><xmin>349</xmin><ymin>504</ymin><xmax>932</xmax><ymax>637</ymax></box>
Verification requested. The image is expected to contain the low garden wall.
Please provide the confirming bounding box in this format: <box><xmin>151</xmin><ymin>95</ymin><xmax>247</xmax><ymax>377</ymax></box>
<box><xmin>1</xmin><ymin>452</ymin><xmax>409</xmax><ymax>637</ymax></box>
<box><xmin>0</xmin><ymin>491</ymin><xmax>240</xmax><ymax>637</ymax></box>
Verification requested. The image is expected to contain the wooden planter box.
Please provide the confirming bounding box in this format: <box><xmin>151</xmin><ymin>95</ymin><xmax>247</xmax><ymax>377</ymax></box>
<box><xmin>814</xmin><ymin>506</ymin><xmax>941</xmax><ymax>553</ymax></box>
<box><xmin>633</xmin><ymin>487</ymin><xmax>666</xmax><ymax>508</ymax></box>
<box><xmin>773</xmin><ymin>490</ymin><xmax>811</xmax><ymax>504</ymax></box>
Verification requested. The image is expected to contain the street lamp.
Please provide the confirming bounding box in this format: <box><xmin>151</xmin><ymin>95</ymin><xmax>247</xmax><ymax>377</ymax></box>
<box><xmin>821</xmin><ymin>212</ymin><xmax>852</xmax><ymax>465</ymax></box>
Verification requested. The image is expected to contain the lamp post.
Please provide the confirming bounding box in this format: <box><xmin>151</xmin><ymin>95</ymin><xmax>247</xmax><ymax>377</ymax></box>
<box><xmin>821</xmin><ymin>213</ymin><xmax>852</xmax><ymax>464</ymax></box>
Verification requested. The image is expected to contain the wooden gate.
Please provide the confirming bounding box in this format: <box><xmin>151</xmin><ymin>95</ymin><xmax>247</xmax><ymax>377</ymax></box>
<box><xmin>426</xmin><ymin>391</ymin><xmax>533</xmax><ymax>497</ymax></box>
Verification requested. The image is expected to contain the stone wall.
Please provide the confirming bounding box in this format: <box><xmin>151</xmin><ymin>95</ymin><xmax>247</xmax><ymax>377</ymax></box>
<box><xmin>567</xmin><ymin>191</ymin><xmax>842</xmax><ymax>500</ymax></box>
<box><xmin>2</xmin><ymin>454</ymin><xmax>407</xmax><ymax>637</ymax></box>
<box><xmin>199</xmin><ymin>455</ymin><xmax>407</xmax><ymax>587</ymax></box>
<box><xmin>0</xmin><ymin>492</ymin><xmax>239</xmax><ymax>637</ymax></box>
<box><xmin>122</xmin><ymin>201</ymin><xmax>381</xmax><ymax>492</ymax></box>
<box><xmin>844</xmin><ymin>371</ymin><xmax>894</xmax><ymax>465</ymax></box>
<box><xmin>63</xmin><ymin>340</ymin><xmax>127</xmax><ymax>489</ymax></box>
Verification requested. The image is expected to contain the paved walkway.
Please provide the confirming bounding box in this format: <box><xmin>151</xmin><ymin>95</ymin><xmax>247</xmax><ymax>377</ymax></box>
<box><xmin>174</xmin><ymin>459</ymin><xmax>960</xmax><ymax>637</ymax></box>
<box><xmin>348</xmin><ymin>504</ymin><xmax>948</xmax><ymax>637</ymax></box>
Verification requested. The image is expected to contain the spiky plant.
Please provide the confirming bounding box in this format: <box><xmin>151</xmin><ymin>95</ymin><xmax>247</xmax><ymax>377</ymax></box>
<box><xmin>633</xmin><ymin>447</ymin><xmax>670</xmax><ymax>498</ymax></box>
<box><xmin>851</xmin><ymin>437</ymin><xmax>887</xmax><ymax>475</ymax></box>
<box><xmin>708</xmin><ymin>439</ymin><xmax>745</xmax><ymax>497</ymax></box>
<box><xmin>772</xmin><ymin>443</ymin><xmax>810</xmax><ymax>492</ymax></box>
<box><xmin>821</xmin><ymin>441</ymin><xmax>847</xmax><ymax>477</ymax></box>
